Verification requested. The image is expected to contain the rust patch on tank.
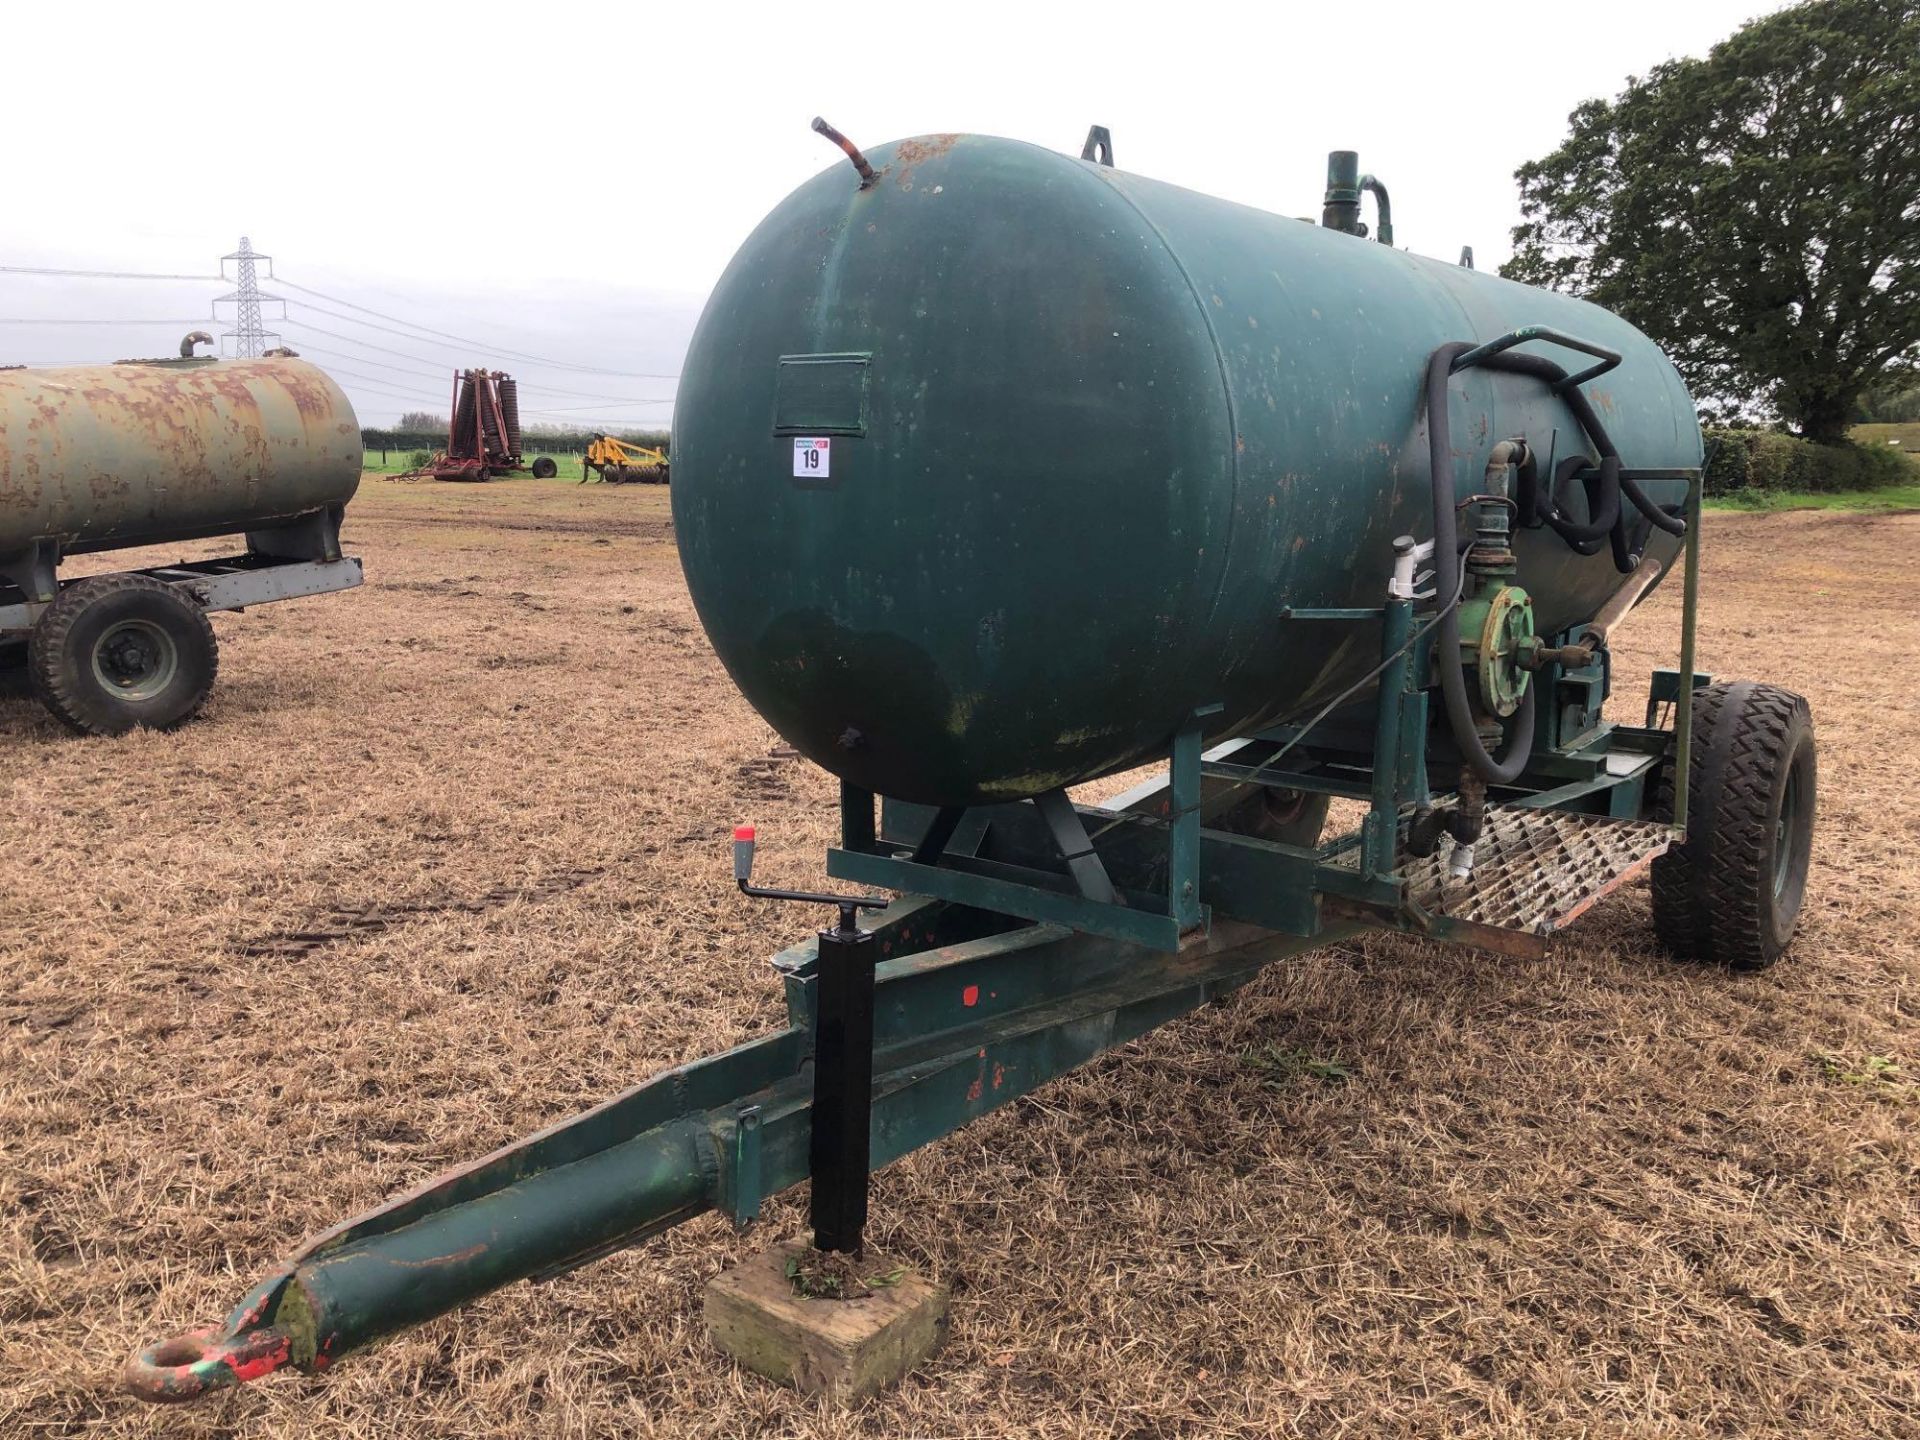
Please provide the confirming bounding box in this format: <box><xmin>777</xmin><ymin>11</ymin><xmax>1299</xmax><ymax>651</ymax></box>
<box><xmin>893</xmin><ymin>133</ymin><xmax>961</xmax><ymax>191</ymax></box>
<box><xmin>893</xmin><ymin>134</ymin><xmax>960</xmax><ymax>167</ymax></box>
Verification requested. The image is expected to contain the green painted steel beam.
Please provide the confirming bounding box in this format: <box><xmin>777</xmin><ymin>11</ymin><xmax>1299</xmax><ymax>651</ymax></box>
<box><xmin>127</xmin><ymin>908</ymin><xmax>1352</xmax><ymax>1398</ymax></box>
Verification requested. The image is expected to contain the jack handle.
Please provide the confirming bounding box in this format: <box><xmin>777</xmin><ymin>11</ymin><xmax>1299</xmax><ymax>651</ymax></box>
<box><xmin>734</xmin><ymin>825</ymin><xmax>888</xmax><ymax>930</ymax></box>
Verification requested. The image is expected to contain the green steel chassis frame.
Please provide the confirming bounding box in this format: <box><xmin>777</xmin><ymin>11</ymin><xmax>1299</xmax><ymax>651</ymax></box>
<box><xmin>124</xmin><ymin>478</ymin><xmax>1707</xmax><ymax>1403</ymax></box>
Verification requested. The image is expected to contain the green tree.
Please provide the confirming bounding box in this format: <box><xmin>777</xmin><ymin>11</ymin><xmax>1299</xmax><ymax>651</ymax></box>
<box><xmin>1503</xmin><ymin>0</ymin><xmax>1920</xmax><ymax>442</ymax></box>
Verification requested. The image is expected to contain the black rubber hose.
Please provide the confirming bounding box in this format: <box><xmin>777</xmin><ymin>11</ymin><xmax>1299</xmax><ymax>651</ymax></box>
<box><xmin>1518</xmin><ymin>454</ymin><xmax>1609</xmax><ymax>553</ymax></box>
<box><xmin>1542</xmin><ymin>455</ymin><xmax>1622</xmax><ymax>544</ymax></box>
<box><xmin>1426</xmin><ymin>343</ymin><xmax>1537</xmax><ymax>785</ymax></box>
<box><xmin>1480</xmin><ymin>351</ymin><xmax>1686</xmax><ymax>538</ymax></box>
<box><xmin>1611</xmin><ymin>509</ymin><xmax>1658</xmax><ymax>573</ymax></box>
<box><xmin>1481</xmin><ymin>350</ymin><xmax>1635</xmax><ymax>570</ymax></box>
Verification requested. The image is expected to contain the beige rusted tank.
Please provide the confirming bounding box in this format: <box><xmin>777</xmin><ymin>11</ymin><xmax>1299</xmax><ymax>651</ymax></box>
<box><xmin>0</xmin><ymin>355</ymin><xmax>362</xmax><ymax>570</ymax></box>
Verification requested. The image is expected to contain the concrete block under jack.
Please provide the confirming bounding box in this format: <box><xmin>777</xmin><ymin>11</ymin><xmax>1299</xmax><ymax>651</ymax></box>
<box><xmin>705</xmin><ymin>1239</ymin><xmax>949</xmax><ymax>1399</ymax></box>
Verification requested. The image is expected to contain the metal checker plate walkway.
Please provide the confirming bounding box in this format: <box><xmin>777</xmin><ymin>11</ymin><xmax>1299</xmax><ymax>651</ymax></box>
<box><xmin>1355</xmin><ymin>809</ymin><xmax>1672</xmax><ymax>959</ymax></box>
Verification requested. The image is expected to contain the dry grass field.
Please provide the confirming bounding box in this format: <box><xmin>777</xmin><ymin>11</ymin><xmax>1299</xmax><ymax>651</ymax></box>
<box><xmin>3</xmin><ymin>479</ymin><xmax>1917</xmax><ymax>1439</ymax></box>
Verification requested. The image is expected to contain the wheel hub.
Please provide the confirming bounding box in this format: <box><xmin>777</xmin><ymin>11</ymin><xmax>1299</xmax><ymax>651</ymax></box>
<box><xmin>91</xmin><ymin>618</ymin><xmax>178</xmax><ymax>701</ymax></box>
<box><xmin>1774</xmin><ymin>764</ymin><xmax>1803</xmax><ymax>899</ymax></box>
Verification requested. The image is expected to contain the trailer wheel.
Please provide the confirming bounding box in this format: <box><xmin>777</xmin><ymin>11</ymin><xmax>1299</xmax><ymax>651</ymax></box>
<box><xmin>28</xmin><ymin>574</ymin><xmax>219</xmax><ymax>736</ymax></box>
<box><xmin>1211</xmin><ymin>786</ymin><xmax>1329</xmax><ymax>848</ymax></box>
<box><xmin>1651</xmin><ymin>681</ymin><xmax>1815</xmax><ymax>971</ymax></box>
<box><xmin>530</xmin><ymin>456</ymin><xmax>557</xmax><ymax>479</ymax></box>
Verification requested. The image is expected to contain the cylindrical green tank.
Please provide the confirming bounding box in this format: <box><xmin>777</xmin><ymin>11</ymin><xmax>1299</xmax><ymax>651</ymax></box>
<box><xmin>0</xmin><ymin>356</ymin><xmax>362</xmax><ymax>559</ymax></box>
<box><xmin>672</xmin><ymin>134</ymin><xmax>1698</xmax><ymax>807</ymax></box>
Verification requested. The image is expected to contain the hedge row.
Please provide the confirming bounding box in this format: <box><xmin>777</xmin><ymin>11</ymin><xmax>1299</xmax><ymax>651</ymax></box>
<box><xmin>1702</xmin><ymin>428</ymin><xmax>1914</xmax><ymax>496</ymax></box>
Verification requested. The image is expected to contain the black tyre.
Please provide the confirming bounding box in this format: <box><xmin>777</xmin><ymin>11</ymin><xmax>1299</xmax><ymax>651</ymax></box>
<box><xmin>1651</xmin><ymin>681</ymin><xmax>1815</xmax><ymax>971</ymax></box>
<box><xmin>1208</xmin><ymin>785</ymin><xmax>1330</xmax><ymax>848</ymax></box>
<box><xmin>28</xmin><ymin>574</ymin><xmax>219</xmax><ymax>736</ymax></box>
<box><xmin>530</xmin><ymin>456</ymin><xmax>558</xmax><ymax>479</ymax></box>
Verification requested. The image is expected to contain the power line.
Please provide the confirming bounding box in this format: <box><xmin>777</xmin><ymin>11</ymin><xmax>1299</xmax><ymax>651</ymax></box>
<box><xmin>282</xmin><ymin>311</ymin><xmax>486</xmax><ymax>368</ymax></box>
<box><xmin>300</xmin><ymin>358</ymin><xmax>455</xmax><ymax>404</ymax></box>
<box><xmin>278</xmin><ymin>332</ymin><xmax>449</xmax><ymax>384</ymax></box>
<box><xmin>288</xmin><ymin>294</ymin><xmax>677</xmax><ymax>388</ymax></box>
<box><xmin>289</xmin><ymin>292</ymin><xmax>682</xmax><ymax>386</ymax></box>
<box><xmin>5</xmin><ymin>261</ymin><xmax>682</xmax><ymax>385</ymax></box>
<box><xmin>522</xmin><ymin>399</ymin><xmax>675</xmax><ymax>412</ymax></box>
<box><xmin>0</xmin><ymin>316</ymin><xmax>209</xmax><ymax>325</ymax></box>
<box><xmin>281</xmin><ymin>315</ymin><xmax>675</xmax><ymax>403</ymax></box>
<box><xmin>2</xmin><ymin>256</ymin><xmax>680</xmax><ymax>421</ymax></box>
<box><xmin>274</xmin><ymin>275</ymin><xmax>680</xmax><ymax>380</ymax></box>
<box><xmin>0</xmin><ymin>264</ymin><xmax>221</xmax><ymax>281</ymax></box>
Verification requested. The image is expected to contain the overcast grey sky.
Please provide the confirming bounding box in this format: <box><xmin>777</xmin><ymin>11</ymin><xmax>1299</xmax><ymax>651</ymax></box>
<box><xmin>4</xmin><ymin>0</ymin><xmax>1785</xmax><ymax>428</ymax></box>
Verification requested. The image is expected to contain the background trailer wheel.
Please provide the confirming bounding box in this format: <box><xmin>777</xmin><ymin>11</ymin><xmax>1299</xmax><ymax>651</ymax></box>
<box><xmin>1653</xmin><ymin>681</ymin><xmax>1816</xmax><ymax>971</ymax></box>
<box><xmin>27</xmin><ymin>573</ymin><xmax>219</xmax><ymax>736</ymax></box>
<box><xmin>529</xmin><ymin>456</ymin><xmax>557</xmax><ymax>479</ymax></box>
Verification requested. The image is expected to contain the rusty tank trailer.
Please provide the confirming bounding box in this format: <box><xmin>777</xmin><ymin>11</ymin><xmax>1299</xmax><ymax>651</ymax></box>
<box><xmin>0</xmin><ymin>347</ymin><xmax>365</xmax><ymax>734</ymax></box>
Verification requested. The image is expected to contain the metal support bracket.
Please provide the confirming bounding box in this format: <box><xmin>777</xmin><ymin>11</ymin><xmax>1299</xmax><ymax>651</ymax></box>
<box><xmin>729</xmin><ymin>1106</ymin><xmax>763</xmax><ymax>1229</ymax></box>
<box><xmin>0</xmin><ymin>541</ymin><xmax>58</xmax><ymax>605</ymax></box>
<box><xmin>1034</xmin><ymin>789</ymin><xmax>1120</xmax><ymax>906</ymax></box>
<box><xmin>828</xmin><ymin>709</ymin><xmax>1221</xmax><ymax>953</ymax></box>
<box><xmin>1448</xmin><ymin>325</ymin><xmax>1623</xmax><ymax>394</ymax></box>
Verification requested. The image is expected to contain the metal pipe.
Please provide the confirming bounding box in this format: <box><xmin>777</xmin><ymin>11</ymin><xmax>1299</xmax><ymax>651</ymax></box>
<box><xmin>811</xmin><ymin>116</ymin><xmax>877</xmax><ymax>188</ymax></box>
<box><xmin>1672</xmin><ymin>470</ymin><xmax>1702</xmax><ymax>836</ymax></box>
<box><xmin>1321</xmin><ymin>151</ymin><xmax>1363</xmax><ymax>234</ymax></box>
<box><xmin>124</xmin><ymin>1115</ymin><xmax>715</xmax><ymax>1401</ymax></box>
<box><xmin>1362</xmin><ymin>576</ymin><xmax>1414</xmax><ymax>877</ymax></box>
<box><xmin>1577</xmin><ymin>557</ymin><xmax>1665</xmax><ymax>649</ymax></box>
<box><xmin>1359</xmin><ymin>174</ymin><xmax>1393</xmax><ymax>247</ymax></box>
<box><xmin>1448</xmin><ymin>325</ymin><xmax>1622</xmax><ymax>390</ymax></box>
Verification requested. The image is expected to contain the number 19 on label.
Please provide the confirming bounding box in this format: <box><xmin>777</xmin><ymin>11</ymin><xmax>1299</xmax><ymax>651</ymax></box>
<box><xmin>792</xmin><ymin>438</ymin><xmax>831</xmax><ymax>478</ymax></box>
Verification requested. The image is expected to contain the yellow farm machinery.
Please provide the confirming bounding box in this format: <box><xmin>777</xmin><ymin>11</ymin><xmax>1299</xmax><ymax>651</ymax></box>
<box><xmin>581</xmin><ymin>433</ymin><xmax>669</xmax><ymax>484</ymax></box>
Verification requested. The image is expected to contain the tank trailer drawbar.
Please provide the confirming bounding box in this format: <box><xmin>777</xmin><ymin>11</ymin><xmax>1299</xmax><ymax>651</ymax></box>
<box><xmin>124</xmin><ymin>125</ymin><xmax>1816</xmax><ymax>1403</ymax></box>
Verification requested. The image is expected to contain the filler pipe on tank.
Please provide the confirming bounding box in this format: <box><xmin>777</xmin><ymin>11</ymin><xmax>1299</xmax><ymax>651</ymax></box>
<box><xmin>1321</xmin><ymin>151</ymin><xmax>1364</xmax><ymax>233</ymax></box>
<box><xmin>1321</xmin><ymin>153</ymin><xmax>1393</xmax><ymax>245</ymax></box>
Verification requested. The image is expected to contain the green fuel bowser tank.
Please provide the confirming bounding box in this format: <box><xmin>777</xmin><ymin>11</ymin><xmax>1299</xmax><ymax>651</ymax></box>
<box><xmin>671</xmin><ymin>132</ymin><xmax>1699</xmax><ymax>808</ymax></box>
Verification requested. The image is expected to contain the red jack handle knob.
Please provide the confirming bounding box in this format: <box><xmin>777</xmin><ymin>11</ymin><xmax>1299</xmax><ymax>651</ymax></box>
<box><xmin>733</xmin><ymin>824</ymin><xmax>756</xmax><ymax>884</ymax></box>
